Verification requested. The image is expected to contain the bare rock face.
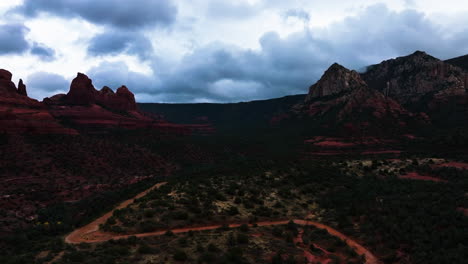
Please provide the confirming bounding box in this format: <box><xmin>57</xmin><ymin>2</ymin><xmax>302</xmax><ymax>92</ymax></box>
<box><xmin>100</xmin><ymin>86</ymin><xmax>114</xmax><ymax>95</ymax></box>
<box><xmin>115</xmin><ymin>85</ymin><xmax>136</xmax><ymax>111</ymax></box>
<box><xmin>362</xmin><ymin>51</ymin><xmax>468</xmax><ymax>104</ymax></box>
<box><xmin>446</xmin><ymin>54</ymin><xmax>468</xmax><ymax>71</ymax></box>
<box><xmin>65</xmin><ymin>73</ymin><xmax>97</xmax><ymax>105</ymax></box>
<box><xmin>295</xmin><ymin>63</ymin><xmax>429</xmax><ymax>136</ymax></box>
<box><xmin>0</xmin><ymin>69</ymin><xmax>12</xmax><ymax>80</ymax></box>
<box><xmin>0</xmin><ymin>69</ymin><xmax>19</xmax><ymax>95</ymax></box>
<box><xmin>305</xmin><ymin>63</ymin><xmax>367</xmax><ymax>102</ymax></box>
<box><xmin>94</xmin><ymin>85</ymin><xmax>136</xmax><ymax>111</ymax></box>
<box><xmin>17</xmin><ymin>79</ymin><xmax>27</xmax><ymax>96</ymax></box>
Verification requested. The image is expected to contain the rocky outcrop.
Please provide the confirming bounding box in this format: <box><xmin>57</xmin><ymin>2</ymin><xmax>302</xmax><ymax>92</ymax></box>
<box><xmin>61</xmin><ymin>73</ymin><xmax>137</xmax><ymax>112</ymax></box>
<box><xmin>0</xmin><ymin>69</ymin><xmax>12</xmax><ymax>80</ymax></box>
<box><xmin>17</xmin><ymin>79</ymin><xmax>27</xmax><ymax>96</ymax></box>
<box><xmin>0</xmin><ymin>69</ymin><xmax>78</xmax><ymax>134</ymax></box>
<box><xmin>305</xmin><ymin>63</ymin><xmax>366</xmax><ymax>102</ymax></box>
<box><xmin>446</xmin><ymin>54</ymin><xmax>468</xmax><ymax>71</ymax></box>
<box><xmin>295</xmin><ymin>63</ymin><xmax>429</xmax><ymax>136</ymax></box>
<box><xmin>65</xmin><ymin>73</ymin><xmax>97</xmax><ymax>105</ymax></box>
<box><xmin>0</xmin><ymin>69</ymin><xmax>19</xmax><ymax>95</ymax></box>
<box><xmin>115</xmin><ymin>86</ymin><xmax>136</xmax><ymax>111</ymax></box>
<box><xmin>100</xmin><ymin>86</ymin><xmax>114</xmax><ymax>95</ymax></box>
<box><xmin>361</xmin><ymin>51</ymin><xmax>468</xmax><ymax>126</ymax></box>
<box><xmin>1</xmin><ymin>70</ymin><xmax>209</xmax><ymax>135</ymax></box>
<box><xmin>362</xmin><ymin>51</ymin><xmax>468</xmax><ymax>104</ymax></box>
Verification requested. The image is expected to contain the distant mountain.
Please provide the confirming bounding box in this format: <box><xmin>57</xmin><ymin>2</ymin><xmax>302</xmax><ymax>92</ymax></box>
<box><xmin>293</xmin><ymin>63</ymin><xmax>428</xmax><ymax>137</ymax></box>
<box><xmin>138</xmin><ymin>94</ymin><xmax>306</xmax><ymax>131</ymax></box>
<box><xmin>362</xmin><ymin>51</ymin><xmax>468</xmax><ymax>126</ymax></box>
<box><xmin>2</xmin><ymin>51</ymin><xmax>468</xmax><ymax>136</ymax></box>
<box><xmin>142</xmin><ymin>51</ymin><xmax>468</xmax><ymax>136</ymax></box>
<box><xmin>362</xmin><ymin>51</ymin><xmax>467</xmax><ymax>104</ymax></box>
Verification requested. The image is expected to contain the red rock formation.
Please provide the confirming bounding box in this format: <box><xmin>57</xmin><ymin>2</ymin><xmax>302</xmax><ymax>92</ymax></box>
<box><xmin>362</xmin><ymin>51</ymin><xmax>468</xmax><ymax>103</ymax></box>
<box><xmin>362</xmin><ymin>51</ymin><xmax>468</xmax><ymax>126</ymax></box>
<box><xmin>65</xmin><ymin>73</ymin><xmax>97</xmax><ymax>105</ymax></box>
<box><xmin>294</xmin><ymin>63</ymin><xmax>429</xmax><ymax>137</ymax></box>
<box><xmin>115</xmin><ymin>85</ymin><xmax>136</xmax><ymax>111</ymax></box>
<box><xmin>17</xmin><ymin>79</ymin><xmax>27</xmax><ymax>96</ymax></box>
<box><xmin>305</xmin><ymin>63</ymin><xmax>366</xmax><ymax>101</ymax></box>
<box><xmin>0</xmin><ymin>69</ymin><xmax>18</xmax><ymax>95</ymax></box>
<box><xmin>62</xmin><ymin>73</ymin><xmax>137</xmax><ymax>112</ymax></box>
<box><xmin>0</xmin><ymin>69</ymin><xmax>78</xmax><ymax>134</ymax></box>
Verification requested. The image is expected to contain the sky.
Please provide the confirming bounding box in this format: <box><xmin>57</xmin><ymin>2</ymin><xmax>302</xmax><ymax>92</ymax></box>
<box><xmin>1</xmin><ymin>0</ymin><xmax>468</xmax><ymax>103</ymax></box>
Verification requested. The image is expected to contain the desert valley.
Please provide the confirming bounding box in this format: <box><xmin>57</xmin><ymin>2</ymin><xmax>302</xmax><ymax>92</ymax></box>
<box><xmin>1</xmin><ymin>1</ymin><xmax>468</xmax><ymax>264</ymax></box>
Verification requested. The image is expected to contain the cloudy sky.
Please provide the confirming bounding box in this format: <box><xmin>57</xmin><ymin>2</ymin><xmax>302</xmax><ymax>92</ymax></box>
<box><xmin>1</xmin><ymin>0</ymin><xmax>468</xmax><ymax>103</ymax></box>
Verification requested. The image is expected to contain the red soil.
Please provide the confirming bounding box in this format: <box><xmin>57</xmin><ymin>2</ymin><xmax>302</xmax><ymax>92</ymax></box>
<box><xmin>65</xmin><ymin>182</ymin><xmax>167</xmax><ymax>244</ymax></box>
<box><xmin>399</xmin><ymin>172</ymin><xmax>447</xmax><ymax>183</ymax></box>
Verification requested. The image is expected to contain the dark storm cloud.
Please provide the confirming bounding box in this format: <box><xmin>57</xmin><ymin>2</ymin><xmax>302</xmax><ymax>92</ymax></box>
<box><xmin>26</xmin><ymin>72</ymin><xmax>69</xmax><ymax>99</ymax></box>
<box><xmin>144</xmin><ymin>4</ymin><xmax>468</xmax><ymax>103</ymax></box>
<box><xmin>16</xmin><ymin>0</ymin><xmax>177</xmax><ymax>29</ymax></box>
<box><xmin>31</xmin><ymin>42</ymin><xmax>56</xmax><ymax>61</ymax></box>
<box><xmin>152</xmin><ymin>34</ymin><xmax>327</xmax><ymax>102</ymax></box>
<box><xmin>26</xmin><ymin>4</ymin><xmax>468</xmax><ymax>103</ymax></box>
<box><xmin>0</xmin><ymin>23</ymin><xmax>30</xmax><ymax>55</ymax></box>
<box><xmin>87</xmin><ymin>31</ymin><xmax>154</xmax><ymax>60</ymax></box>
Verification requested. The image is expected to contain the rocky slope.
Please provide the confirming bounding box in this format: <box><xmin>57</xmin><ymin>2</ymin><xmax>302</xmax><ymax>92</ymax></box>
<box><xmin>362</xmin><ymin>51</ymin><xmax>468</xmax><ymax>103</ymax></box>
<box><xmin>305</xmin><ymin>63</ymin><xmax>366</xmax><ymax>101</ymax></box>
<box><xmin>446</xmin><ymin>54</ymin><xmax>468</xmax><ymax>71</ymax></box>
<box><xmin>295</xmin><ymin>63</ymin><xmax>428</xmax><ymax>137</ymax></box>
<box><xmin>362</xmin><ymin>51</ymin><xmax>468</xmax><ymax>125</ymax></box>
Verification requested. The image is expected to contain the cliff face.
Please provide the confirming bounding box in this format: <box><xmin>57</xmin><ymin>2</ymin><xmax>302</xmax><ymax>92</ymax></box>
<box><xmin>17</xmin><ymin>79</ymin><xmax>27</xmax><ymax>96</ymax></box>
<box><xmin>295</xmin><ymin>62</ymin><xmax>429</xmax><ymax>136</ymax></box>
<box><xmin>446</xmin><ymin>54</ymin><xmax>468</xmax><ymax>72</ymax></box>
<box><xmin>65</xmin><ymin>73</ymin><xmax>97</xmax><ymax>105</ymax></box>
<box><xmin>362</xmin><ymin>51</ymin><xmax>468</xmax><ymax>126</ymax></box>
<box><xmin>305</xmin><ymin>63</ymin><xmax>367</xmax><ymax>101</ymax></box>
<box><xmin>362</xmin><ymin>51</ymin><xmax>468</xmax><ymax>104</ymax></box>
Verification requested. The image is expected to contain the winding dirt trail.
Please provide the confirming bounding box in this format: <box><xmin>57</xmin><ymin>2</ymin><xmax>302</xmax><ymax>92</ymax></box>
<box><xmin>65</xmin><ymin>182</ymin><xmax>167</xmax><ymax>244</ymax></box>
<box><xmin>65</xmin><ymin>182</ymin><xmax>381</xmax><ymax>264</ymax></box>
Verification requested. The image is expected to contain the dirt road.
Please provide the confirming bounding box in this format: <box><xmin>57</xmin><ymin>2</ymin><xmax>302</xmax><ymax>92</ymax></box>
<box><xmin>65</xmin><ymin>182</ymin><xmax>167</xmax><ymax>244</ymax></box>
<box><xmin>65</xmin><ymin>181</ymin><xmax>381</xmax><ymax>264</ymax></box>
